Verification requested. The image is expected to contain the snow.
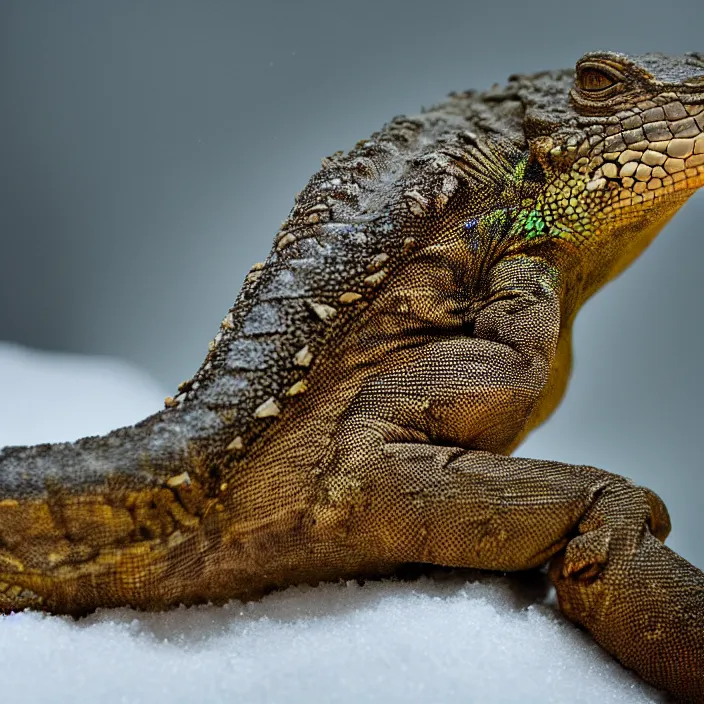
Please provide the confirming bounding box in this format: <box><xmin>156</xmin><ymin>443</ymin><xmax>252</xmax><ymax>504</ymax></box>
<box><xmin>0</xmin><ymin>343</ymin><xmax>663</xmax><ymax>703</ymax></box>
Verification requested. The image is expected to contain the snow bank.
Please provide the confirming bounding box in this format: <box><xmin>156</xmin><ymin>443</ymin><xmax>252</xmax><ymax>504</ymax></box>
<box><xmin>0</xmin><ymin>343</ymin><xmax>663</xmax><ymax>703</ymax></box>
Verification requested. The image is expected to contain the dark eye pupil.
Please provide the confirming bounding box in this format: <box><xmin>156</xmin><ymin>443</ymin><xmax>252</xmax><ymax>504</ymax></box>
<box><xmin>579</xmin><ymin>68</ymin><xmax>615</xmax><ymax>91</ymax></box>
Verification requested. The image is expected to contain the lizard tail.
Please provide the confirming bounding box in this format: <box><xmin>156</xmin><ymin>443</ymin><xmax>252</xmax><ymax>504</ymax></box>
<box><xmin>0</xmin><ymin>412</ymin><xmax>221</xmax><ymax>615</ymax></box>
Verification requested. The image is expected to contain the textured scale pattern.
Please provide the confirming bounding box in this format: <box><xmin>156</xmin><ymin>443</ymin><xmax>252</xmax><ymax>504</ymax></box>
<box><xmin>1</xmin><ymin>50</ymin><xmax>704</xmax><ymax>702</ymax></box>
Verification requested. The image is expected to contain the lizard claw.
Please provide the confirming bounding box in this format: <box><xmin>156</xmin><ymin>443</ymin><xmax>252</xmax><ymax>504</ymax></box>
<box><xmin>559</xmin><ymin>480</ymin><xmax>669</xmax><ymax>583</ymax></box>
<box><xmin>562</xmin><ymin>524</ymin><xmax>611</xmax><ymax>581</ymax></box>
<box><xmin>643</xmin><ymin>486</ymin><xmax>671</xmax><ymax>542</ymax></box>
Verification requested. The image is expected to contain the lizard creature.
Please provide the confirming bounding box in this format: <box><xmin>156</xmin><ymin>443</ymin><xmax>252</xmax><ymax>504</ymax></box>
<box><xmin>1</xmin><ymin>50</ymin><xmax>704</xmax><ymax>700</ymax></box>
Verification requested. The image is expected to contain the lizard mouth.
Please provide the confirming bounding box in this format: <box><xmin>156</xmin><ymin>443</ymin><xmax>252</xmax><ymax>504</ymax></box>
<box><xmin>581</xmin><ymin>103</ymin><xmax>704</xmax><ymax>217</ymax></box>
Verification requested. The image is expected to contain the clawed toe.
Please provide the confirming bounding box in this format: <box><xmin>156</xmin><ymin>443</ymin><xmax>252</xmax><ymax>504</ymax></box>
<box><xmin>562</xmin><ymin>524</ymin><xmax>611</xmax><ymax>581</ymax></box>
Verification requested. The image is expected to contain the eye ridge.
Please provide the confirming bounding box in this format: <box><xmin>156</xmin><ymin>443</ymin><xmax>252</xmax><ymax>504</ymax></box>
<box><xmin>577</xmin><ymin>66</ymin><xmax>619</xmax><ymax>93</ymax></box>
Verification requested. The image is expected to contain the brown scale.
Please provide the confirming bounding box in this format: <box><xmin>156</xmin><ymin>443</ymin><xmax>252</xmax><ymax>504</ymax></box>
<box><xmin>1</xmin><ymin>50</ymin><xmax>704</xmax><ymax>702</ymax></box>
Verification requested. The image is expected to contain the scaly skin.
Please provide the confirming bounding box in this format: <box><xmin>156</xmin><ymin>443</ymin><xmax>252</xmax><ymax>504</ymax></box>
<box><xmin>1</xmin><ymin>51</ymin><xmax>704</xmax><ymax>700</ymax></box>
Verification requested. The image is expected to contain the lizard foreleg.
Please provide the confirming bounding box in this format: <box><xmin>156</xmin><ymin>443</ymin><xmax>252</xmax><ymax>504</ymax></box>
<box><xmin>327</xmin><ymin>253</ymin><xmax>702</xmax><ymax>700</ymax></box>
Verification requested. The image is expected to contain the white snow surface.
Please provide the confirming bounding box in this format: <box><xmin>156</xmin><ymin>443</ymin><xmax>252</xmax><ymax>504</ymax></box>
<box><xmin>0</xmin><ymin>343</ymin><xmax>664</xmax><ymax>703</ymax></box>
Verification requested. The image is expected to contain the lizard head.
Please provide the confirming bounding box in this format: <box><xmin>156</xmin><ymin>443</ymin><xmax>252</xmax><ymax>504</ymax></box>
<box><xmin>520</xmin><ymin>51</ymin><xmax>704</xmax><ymax>288</ymax></box>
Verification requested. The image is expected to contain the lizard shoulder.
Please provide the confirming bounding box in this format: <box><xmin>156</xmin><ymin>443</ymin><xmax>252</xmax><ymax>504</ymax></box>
<box><xmin>156</xmin><ymin>88</ymin><xmax>534</xmax><ymax>465</ymax></box>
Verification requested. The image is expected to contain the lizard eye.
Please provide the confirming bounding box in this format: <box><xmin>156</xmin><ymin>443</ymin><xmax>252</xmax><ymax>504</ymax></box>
<box><xmin>576</xmin><ymin>65</ymin><xmax>620</xmax><ymax>93</ymax></box>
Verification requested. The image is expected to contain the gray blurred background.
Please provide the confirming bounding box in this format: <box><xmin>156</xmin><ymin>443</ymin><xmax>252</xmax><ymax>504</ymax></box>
<box><xmin>1</xmin><ymin>0</ymin><xmax>703</xmax><ymax>565</ymax></box>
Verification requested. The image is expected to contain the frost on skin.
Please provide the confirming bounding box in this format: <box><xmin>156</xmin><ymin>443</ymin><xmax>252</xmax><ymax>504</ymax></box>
<box><xmin>242</xmin><ymin>302</ymin><xmax>288</xmax><ymax>335</ymax></box>
<box><xmin>226</xmin><ymin>339</ymin><xmax>277</xmax><ymax>371</ymax></box>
